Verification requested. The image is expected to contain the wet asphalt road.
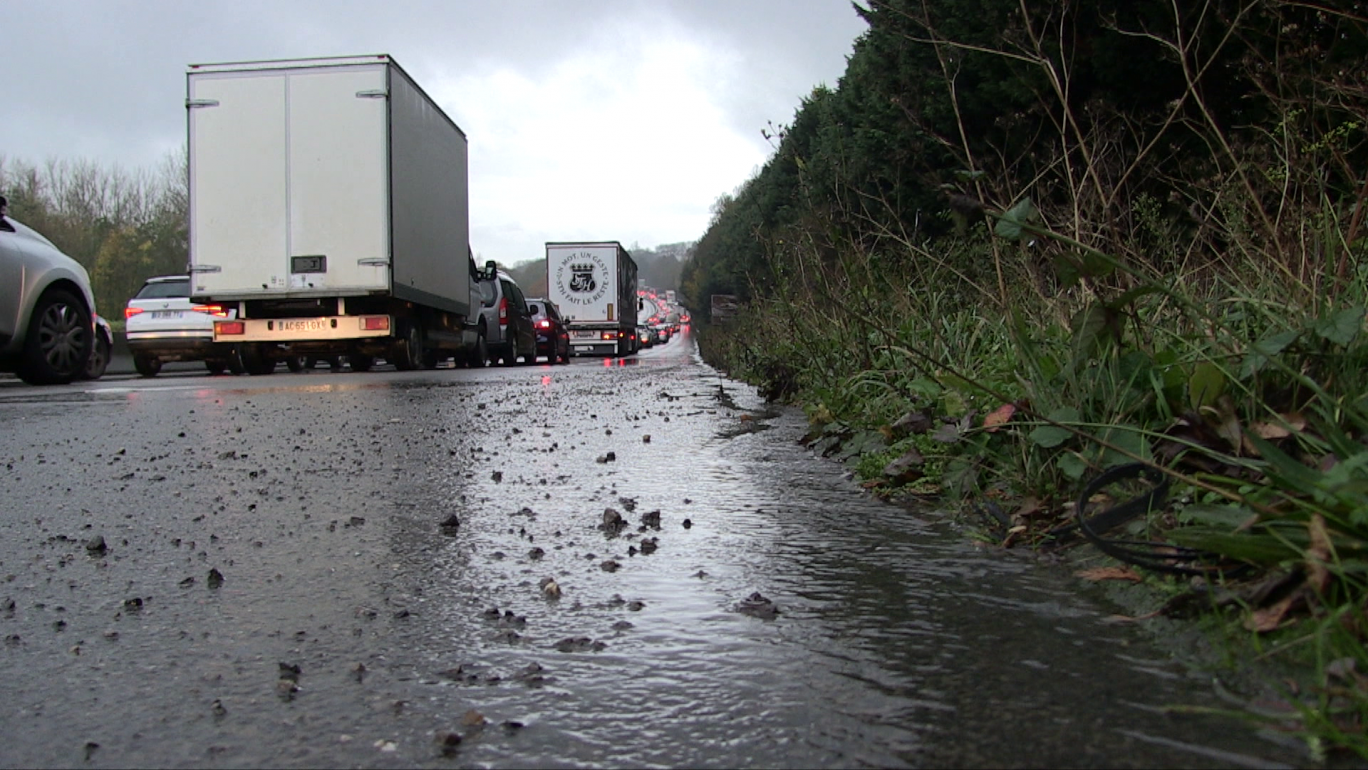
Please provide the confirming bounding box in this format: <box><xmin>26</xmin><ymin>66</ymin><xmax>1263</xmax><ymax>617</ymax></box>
<box><xmin>0</xmin><ymin>331</ymin><xmax>1318</xmax><ymax>769</ymax></box>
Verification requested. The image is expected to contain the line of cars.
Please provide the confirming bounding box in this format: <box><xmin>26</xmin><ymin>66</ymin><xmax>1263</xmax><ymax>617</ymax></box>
<box><xmin>119</xmin><ymin>263</ymin><xmax>573</xmax><ymax>377</ymax></box>
<box><xmin>3</xmin><ymin>197</ymin><xmax>600</xmax><ymax>384</ymax></box>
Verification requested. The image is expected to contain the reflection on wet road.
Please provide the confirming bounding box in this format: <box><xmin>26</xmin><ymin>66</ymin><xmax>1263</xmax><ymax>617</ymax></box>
<box><xmin>0</xmin><ymin>332</ymin><xmax>1311</xmax><ymax>768</ymax></box>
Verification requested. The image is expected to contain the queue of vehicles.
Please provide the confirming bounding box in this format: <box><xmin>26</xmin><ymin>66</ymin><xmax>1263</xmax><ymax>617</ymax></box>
<box><xmin>1</xmin><ymin>54</ymin><xmax>685</xmax><ymax>385</ymax></box>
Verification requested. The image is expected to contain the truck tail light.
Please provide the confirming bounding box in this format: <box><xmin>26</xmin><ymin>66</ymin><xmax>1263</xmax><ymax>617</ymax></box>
<box><xmin>216</xmin><ymin>321</ymin><xmax>245</xmax><ymax>336</ymax></box>
<box><xmin>499</xmin><ymin>297</ymin><xmax>508</xmax><ymax>324</ymax></box>
<box><xmin>361</xmin><ymin>316</ymin><xmax>390</xmax><ymax>331</ymax></box>
<box><xmin>600</xmin><ymin>331</ymin><xmax>618</xmax><ymax>341</ymax></box>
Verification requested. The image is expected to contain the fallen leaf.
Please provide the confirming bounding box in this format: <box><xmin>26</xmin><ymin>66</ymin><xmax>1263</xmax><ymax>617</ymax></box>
<box><xmin>1245</xmin><ymin>593</ymin><xmax>1298</xmax><ymax>633</ymax></box>
<box><xmin>983</xmin><ymin>403</ymin><xmax>1016</xmax><ymax>433</ymax></box>
<box><xmin>1250</xmin><ymin>421</ymin><xmax>1291</xmax><ymax>440</ymax></box>
<box><xmin>1075</xmin><ymin>567</ymin><xmax>1143</xmax><ymax>583</ymax></box>
<box><xmin>1306</xmin><ymin>513</ymin><xmax>1332</xmax><ymax>594</ymax></box>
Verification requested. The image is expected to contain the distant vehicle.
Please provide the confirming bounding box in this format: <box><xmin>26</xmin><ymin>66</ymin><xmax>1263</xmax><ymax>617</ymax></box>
<box><xmin>0</xmin><ymin>209</ymin><xmax>97</xmax><ymax>385</ymax></box>
<box><xmin>125</xmin><ymin>275</ymin><xmax>242</xmax><ymax>377</ymax></box>
<box><xmin>476</xmin><ymin>262</ymin><xmax>537</xmax><ymax>366</ymax></box>
<box><xmin>545</xmin><ymin>241</ymin><xmax>640</xmax><ymax>357</ymax></box>
<box><xmin>636</xmin><ymin>324</ymin><xmax>654</xmax><ymax>349</ymax></box>
<box><xmin>527</xmin><ymin>297</ymin><xmax>570</xmax><ymax>365</ymax></box>
<box><xmin>187</xmin><ymin>55</ymin><xmax>484</xmax><ymax>374</ymax></box>
<box><xmin>82</xmin><ymin>314</ymin><xmax>114</xmax><ymax>380</ymax></box>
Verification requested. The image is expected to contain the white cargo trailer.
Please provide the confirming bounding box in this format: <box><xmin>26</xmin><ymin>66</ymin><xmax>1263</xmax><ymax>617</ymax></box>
<box><xmin>186</xmin><ymin>54</ymin><xmax>483</xmax><ymax>373</ymax></box>
<box><xmin>545</xmin><ymin>241</ymin><xmax>640</xmax><ymax>357</ymax></box>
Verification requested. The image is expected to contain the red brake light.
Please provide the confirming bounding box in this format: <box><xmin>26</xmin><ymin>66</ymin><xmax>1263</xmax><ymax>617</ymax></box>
<box><xmin>499</xmin><ymin>297</ymin><xmax>508</xmax><ymax>324</ymax></box>
<box><xmin>124</xmin><ymin>307</ymin><xmax>144</xmax><ymax>319</ymax></box>
<box><xmin>538</xmin><ymin>320</ymin><xmax>550</xmax><ymax>329</ymax></box>
<box><xmin>361</xmin><ymin>316</ymin><xmax>390</xmax><ymax>331</ymax></box>
<box><xmin>216</xmin><ymin>321</ymin><xmax>245</xmax><ymax>336</ymax></box>
<box><xmin>193</xmin><ymin>304</ymin><xmax>228</xmax><ymax>318</ymax></box>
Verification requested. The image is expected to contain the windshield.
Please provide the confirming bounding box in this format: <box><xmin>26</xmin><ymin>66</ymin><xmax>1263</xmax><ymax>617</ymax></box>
<box><xmin>135</xmin><ymin>280</ymin><xmax>190</xmax><ymax>299</ymax></box>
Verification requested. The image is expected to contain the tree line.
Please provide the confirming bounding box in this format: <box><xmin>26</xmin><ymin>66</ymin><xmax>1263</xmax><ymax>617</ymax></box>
<box><xmin>1</xmin><ymin>153</ymin><xmax>189</xmax><ymax>322</ymax></box>
<box><xmin>681</xmin><ymin>0</ymin><xmax>1368</xmax><ymax>312</ymax></box>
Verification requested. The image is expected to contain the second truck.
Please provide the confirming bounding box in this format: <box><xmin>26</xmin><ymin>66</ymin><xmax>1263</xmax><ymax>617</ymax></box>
<box><xmin>186</xmin><ymin>54</ymin><xmax>485</xmax><ymax>373</ymax></box>
<box><xmin>545</xmin><ymin>241</ymin><xmax>640</xmax><ymax>357</ymax></box>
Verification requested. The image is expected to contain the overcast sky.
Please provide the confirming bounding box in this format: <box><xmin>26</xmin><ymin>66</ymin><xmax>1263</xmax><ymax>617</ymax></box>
<box><xmin>5</xmin><ymin>0</ymin><xmax>868</xmax><ymax>265</ymax></box>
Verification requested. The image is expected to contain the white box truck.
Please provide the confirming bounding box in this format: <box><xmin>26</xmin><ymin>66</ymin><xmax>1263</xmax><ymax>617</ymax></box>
<box><xmin>545</xmin><ymin>241</ymin><xmax>640</xmax><ymax>357</ymax></box>
<box><xmin>186</xmin><ymin>54</ymin><xmax>483</xmax><ymax>373</ymax></box>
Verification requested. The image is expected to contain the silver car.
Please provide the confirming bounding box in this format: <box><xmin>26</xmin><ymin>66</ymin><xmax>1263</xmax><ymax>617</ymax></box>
<box><xmin>0</xmin><ymin>199</ymin><xmax>98</xmax><ymax>385</ymax></box>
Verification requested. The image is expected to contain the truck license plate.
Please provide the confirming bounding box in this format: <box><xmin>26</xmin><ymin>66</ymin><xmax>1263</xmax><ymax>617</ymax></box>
<box><xmin>574</xmin><ymin>330</ymin><xmax>595</xmax><ymax>338</ymax></box>
<box><xmin>278</xmin><ymin>319</ymin><xmax>327</xmax><ymax>332</ymax></box>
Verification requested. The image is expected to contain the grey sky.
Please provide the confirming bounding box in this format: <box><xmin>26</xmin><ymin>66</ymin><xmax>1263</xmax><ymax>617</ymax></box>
<box><xmin>5</xmin><ymin>0</ymin><xmax>868</xmax><ymax>264</ymax></box>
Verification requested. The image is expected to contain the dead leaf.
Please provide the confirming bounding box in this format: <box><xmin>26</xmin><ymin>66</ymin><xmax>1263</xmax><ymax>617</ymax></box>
<box><xmin>983</xmin><ymin>403</ymin><xmax>1015</xmax><ymax>433</ymax></box>
<box><xmin>1251</xmin><ymin>421</ymin><xmax>1291</xmax><ymax>440</ymax></box>
<box><xmin>1075</xmin><ymin>567</ymin><xmax>1143</xmax><ymax>583</ymax></box>
<box><xmin>1306</xmin><ymin>513</ymin><xmax>1333</xmax><ymax>594</ymax></box>
<box><xmin>1245</xmin><ymin>593</ymin><xmax>1298</xmax><ymax>633</ymax></box>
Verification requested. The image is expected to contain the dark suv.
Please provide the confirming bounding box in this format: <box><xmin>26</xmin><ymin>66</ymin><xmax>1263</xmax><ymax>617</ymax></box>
<box><xmin>476</xmin><ymin>263</ymin><xmax>536</xmax><ymax>366</ymax></box>
<box><xmin>527</xmin><ymin>297</ymin><xmax>570</xmax><ymax>364</ymax></box>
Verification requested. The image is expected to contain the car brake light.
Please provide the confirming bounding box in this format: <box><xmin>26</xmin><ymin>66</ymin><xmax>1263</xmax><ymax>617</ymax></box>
<box><xmin>124</xmin><ymin>307</ymin><xmax>144</xmax><ymax>319</ymax></box>
<box><xmin>216</xmin><ymin>321</ymin><xmax>245</xmax><ymax>336</ymax></box>
<box><xmin>499</xmin><ymin>297</ymin><xmax>508</xmax><ymax>324</ymax></box>
<box><xmin>538</xmin><ymin>320</ymin><xmax>550</xmax><ymax>329</ymax></box>
<box><xmin>193</xmin><ymin>303</ymin><xmax>229</xmax><ymax>318</ymax></box>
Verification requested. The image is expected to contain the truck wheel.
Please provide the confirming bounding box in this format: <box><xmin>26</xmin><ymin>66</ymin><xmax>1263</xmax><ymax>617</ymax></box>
<box><xmin>469</xmin><ymin>326</ymin><xmax>488</xmax><ymax>367</ymax></box>
<box><xmin>17</xmin><ymin>289</ymin><xmax>93</xmax><ymax>385</ymax></box>
<box><xmin>206</xmin><ymin>359</ymin><xmax>227</xmax><ymax>375</ymax></box>
<box><xmin>133</xmin><ymin>354</ymin><xmax>162</xmax><ymax>378</ymax></box>
<box><xmin>394</xmin><ymin>322</ymin><xmax>425</xmax><ymax>370</ymax></box>
<box><xmin>350</xmin><ymin>354</ymin><xmax>375</xmax><ymax>372</ymax></box>
<box><xmin>239</xmin><ymin>343</ymin><xmax>273</xmax><ymax>376</ymax></box>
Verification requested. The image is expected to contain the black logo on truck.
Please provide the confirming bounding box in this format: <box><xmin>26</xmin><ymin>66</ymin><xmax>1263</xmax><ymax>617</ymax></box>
<box><xmin>569</xmin><ymin>263</ymin><xmax>596</xmax><ymax>294</ymax></box>
<box><xmin>554</xmin><ymin>251</ymin><xmax>609</xmax><ymax>307</ymax></box>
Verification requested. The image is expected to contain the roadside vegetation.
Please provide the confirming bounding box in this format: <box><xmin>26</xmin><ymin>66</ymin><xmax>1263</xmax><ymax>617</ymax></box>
<box><xmin>682</xmin><ymin>0</ymin><xmax>1368</xmax><ymax>760</ymax></box>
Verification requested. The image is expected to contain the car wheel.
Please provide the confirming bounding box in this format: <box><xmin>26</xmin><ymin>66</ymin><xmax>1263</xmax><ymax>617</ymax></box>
<box><xmin>285</xmin><ymin>355</ymin><xmax>308</xmax><ymax>373</ymax></box>
<box><xmin>133</xmin><ymin>353</ymin><xmax>162</xmax><ymax>378</ymax></box>
<box><xmin>350</xmin><ymin>354</ymin><xmax>375</xmax><ymax>372</ymax></box>
<box><xmin>17</xmin><ymin>289</ymin><xmax>93</xmax><ymax>385</ymax></box>
<box><xmin>82</xmin><ymin>332</ymin><xmax>111</xmax><ymax>380</ymax></box>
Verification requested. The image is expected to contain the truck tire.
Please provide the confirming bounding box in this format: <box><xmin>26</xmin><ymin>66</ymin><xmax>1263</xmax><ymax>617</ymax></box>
<box><xmin>17</xmin><ymin>289</ymin><xmax>93</xmax><ymax>385</ymax></box>
<box><xmin>393</xmin><ymin>322</ymin><xmax>425</xmax><ymax>371</ymax></box>
<box><xmin>206</xmin><ymin>359</ymin><xmax>227</xmax><ymax>375</ymax></box>
<box><xmin>285</xmin><ymin>355</ymin><xmax>308</xmax><ymax>373</ymax></box>
<box><xmin>133</xmin><ymin>354</ymin><xmax>162</xmax><ymax>378</ymax></box>
<box><xmin>239</xmin><ymin>343</ymin><xmax>274</xmax><ymax>376</ymax></box>
<box><xmin>469</xmin><ymin>326</ymin><xmax>488</xmax><ymax>367</ymax></box>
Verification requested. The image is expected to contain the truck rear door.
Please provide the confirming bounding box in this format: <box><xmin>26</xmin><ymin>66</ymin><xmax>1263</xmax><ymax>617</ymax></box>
<box><xmin>189</xmin><ymin>64</ymin><xmax>390</xmax><ymax>298</ymax></box>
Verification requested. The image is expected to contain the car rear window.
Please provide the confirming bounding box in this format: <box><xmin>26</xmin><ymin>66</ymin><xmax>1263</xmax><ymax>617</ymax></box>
<box><xmin>135</xmin><ymin>280</ymin><xmax>190</xmax><ymax>299</ymax></box>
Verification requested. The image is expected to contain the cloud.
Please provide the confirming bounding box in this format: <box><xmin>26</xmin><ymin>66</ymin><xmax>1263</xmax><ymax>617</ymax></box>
<box><xmin>3</xmin><ymin>0</ymin><xmax>868</xmax><ymax>262</ymax></box>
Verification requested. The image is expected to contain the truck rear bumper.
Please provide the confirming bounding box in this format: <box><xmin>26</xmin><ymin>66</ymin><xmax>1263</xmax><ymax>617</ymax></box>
<box><xmin>214</xmin><ymin>316</ymin><xmax>394</xmax><ymax>343</ymax></box>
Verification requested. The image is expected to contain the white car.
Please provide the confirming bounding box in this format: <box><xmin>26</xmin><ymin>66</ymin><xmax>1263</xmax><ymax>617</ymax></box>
<box><xmin>124</xmin><ymin>276</ymin><xmax>241</xmax><ymax>376</ymax></box>
<box><xmin>0</xmin><ymin>201</ymin><xmax>98</xmax><ymax>385</ymax></box>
